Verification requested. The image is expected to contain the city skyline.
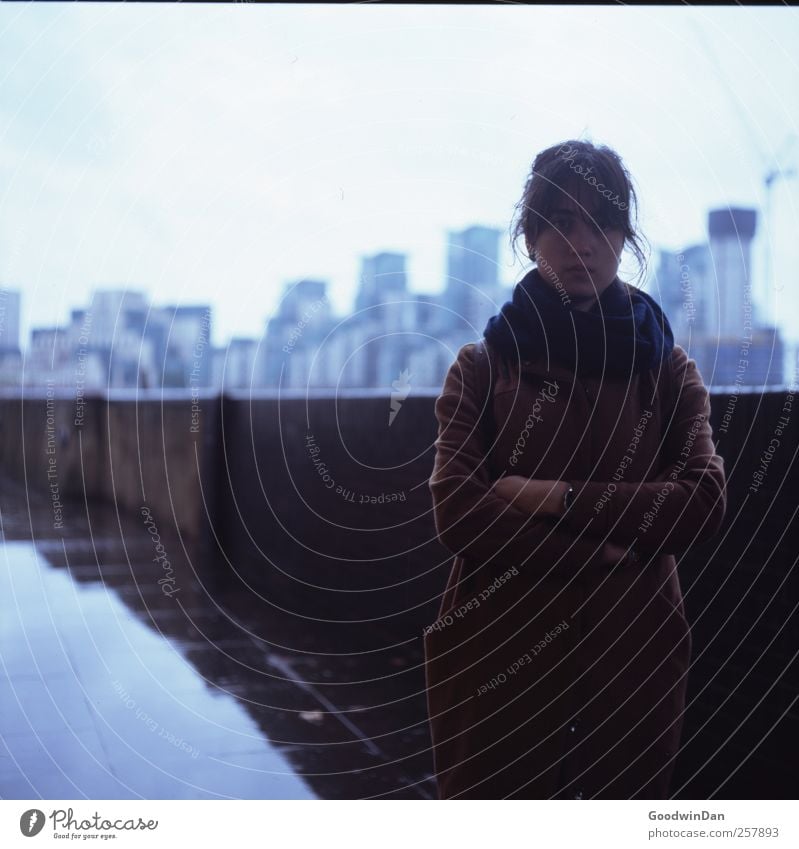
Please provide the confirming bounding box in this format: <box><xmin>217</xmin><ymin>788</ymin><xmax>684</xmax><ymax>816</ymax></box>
<box><xmin>3</xmin><ymin>209</ymin><xmax>790</xmax><ymax>392</ymax></box>
<box><xmin>0</xmin><ymin>5</ymin><xmax>797</xmax><ymax>349</ymax></box>
<box><xmin>2</xmin><ymin>202</ymin><xmax>786</xmax><ymax>353</ymax></box>
<box><xmin>0</xmin><ymin>207</ymin><xmax>784</xmax><ymax>350</ymax></box>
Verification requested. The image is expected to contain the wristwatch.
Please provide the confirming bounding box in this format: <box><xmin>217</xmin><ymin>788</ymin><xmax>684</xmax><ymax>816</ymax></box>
<box><xmin>562</xmin><ymin>483</ymin><xmax>575</xmax><ymax>514</ymax></box>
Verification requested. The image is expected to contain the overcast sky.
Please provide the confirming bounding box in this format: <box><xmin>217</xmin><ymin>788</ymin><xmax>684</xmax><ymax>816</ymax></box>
<box><xmin>1</xmin><ymin>3</ymin><xmax>798</xmax><ymax>347</ymax></box>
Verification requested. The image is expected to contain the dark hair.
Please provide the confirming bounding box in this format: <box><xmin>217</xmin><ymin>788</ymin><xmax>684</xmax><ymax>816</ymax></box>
<box><xmin>509</xmin><ymin>139</ymin><xmax>650</xmax><ymax>287</ymax></box>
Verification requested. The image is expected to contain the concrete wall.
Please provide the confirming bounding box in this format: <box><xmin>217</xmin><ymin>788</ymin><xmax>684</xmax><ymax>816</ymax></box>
<box><xmin>1</xmin><ymin>384</ymin><xmax>797</xmax><ymax>797</ymax></box>
<box><xmin>216</xmin><ymin>390</ymin><xmax>444</xmax><ymax>631</ymax></box>
<box><xmin>0</xmin><ymin>389</ymin><xmax>220</xmax><ymax>542</ymax></box>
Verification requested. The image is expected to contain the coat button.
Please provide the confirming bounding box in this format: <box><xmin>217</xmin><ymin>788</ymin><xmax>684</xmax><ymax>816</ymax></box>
<box><xmin>573</xmin><ymin>788</ymin><xmax>584</xmax><ymax>799</ymax></box>
<box><xmin>568</xmin><ymin>716</ymin><xmax>580</xmax><ymax>733</ymax></box>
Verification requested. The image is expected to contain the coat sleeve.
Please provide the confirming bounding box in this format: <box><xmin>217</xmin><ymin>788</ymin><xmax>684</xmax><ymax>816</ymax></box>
<box><xmin>561</xmin><ymin>345</ymin><xmax>727</xmax><ymax>555</ymax></box>
<box><xmin>429</xmin><ymin>342</ymin><xmax>617</xmax><ymax>573</ymax></box>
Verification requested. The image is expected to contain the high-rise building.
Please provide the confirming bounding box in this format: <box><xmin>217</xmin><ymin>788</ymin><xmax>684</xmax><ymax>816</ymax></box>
<box><xmin>679</xmin><ymin>244</ymin><xmax>713</xmax><ymax>338</ymax></box>
<box><xmin>356</xmin><ymin>252</ymin><xmax>408</xmax><ymax>315</ymax></box>
<box><xmin>278</xmin><ymin>279</ymin><xmax>329</xmax><ymax>324</ymax></box>
<box><xmin>447</xmin><ymin>226</ymin><xmax>501</xmax><ymax>294</ymax></box>
<box><xmin>650</xmin><ymin>209</ymin><xmax>783</xmax><ymax>388</ymax></box>
<box><xmin>25</xmin><ymin>327</ymin><xmax>72</xmax><ymax>387</ymax></box>
<box><xmin>0</xmin><ymin>288</ymin><xmax>22</xmax><ymax>386</ymax></box>
<box><xmin>444</xmin><ymin>225</ymin><xmax>502</xmax><ymax>337</ymax></box>
<box><xmin>0</xmin><ymin>288</ymin><xmax>21</xmax><ymax>351</ymax></box>
<box><xmin>354</xmin><ymin>252</ymin><xmax>429</xmax><ymax>387</ymax></box>
<box><xmin>89</xmin><ymin>290</ymin><xmax>148</xmax><ymax>349</ymax></box>
<box><xmin>23</xmin><ymin>292</ymin><xmax>215</xmax><ymax>389</ymax></box>
<box><xmin>650</xmin><ymin>246</ymin><xmax>713</xmax><ymax>345</ymax></box>
<box><xmin>694</xmin><ymin>327</ymin><xmax>784</xmax><ymax>389</ymax></box>
<box><xmin>160</xmin><ymin>305</ymin><xmax>213</xmax><ymax>388</ymax></box>
<box><xmin>412</xmin><ymin>294</ymin><xmax>438</xmax><ymax>334</ymax></box>
<box><xmin>262</xmin><ymin>279</ymin><xmax>331</xmax><ymax>387</ymax></box>
<box><xmin>82</xmin><ymin>290</ymin><xmax>148</xmax><ymax>387</ymax></box>
<box><xmin>212</xmin><ymin>338</ymin><xmax>259</xmax><ymax>390</ymax></box>
<box><xmin>707</xmin><ymin>207</ymin><xmax>758</xmax><ymax>339</ymax></box>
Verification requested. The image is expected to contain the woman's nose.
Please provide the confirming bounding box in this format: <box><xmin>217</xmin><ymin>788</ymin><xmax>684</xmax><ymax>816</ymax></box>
<box><xmin>567</xmin><ymin>220</ymin><xmax>598</xmax><ymax>256</ymax></box>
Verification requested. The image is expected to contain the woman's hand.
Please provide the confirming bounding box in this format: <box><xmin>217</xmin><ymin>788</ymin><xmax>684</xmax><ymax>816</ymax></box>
<box><xmin>492</xmin><ymin>475</ymin><xmax>634</xmax><ymax>566</ymax></box>
<box><xmin>491</xmin><ymin>475</ymin><xmax>569</xmax><ymax>517</ymax></box>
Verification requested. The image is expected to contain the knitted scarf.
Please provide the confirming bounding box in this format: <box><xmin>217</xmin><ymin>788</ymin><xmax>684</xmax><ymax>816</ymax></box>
<box><xmin>483</xmin><ymin>266</ymin><xmax>674</xmax><ymax>377</ymax></box>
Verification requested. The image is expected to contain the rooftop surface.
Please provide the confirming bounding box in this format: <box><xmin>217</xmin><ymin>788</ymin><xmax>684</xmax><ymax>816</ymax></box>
<box><xmin>0</xmin><ymin>480</ymin><xmax>435</xmax><ymax>800</ymax></box>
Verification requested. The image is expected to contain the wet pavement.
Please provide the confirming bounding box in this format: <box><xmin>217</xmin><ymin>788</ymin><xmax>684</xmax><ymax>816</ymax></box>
<box><xmin>0</xmin><ymin>479</ymin><xmax>436</xmax><ymax>799</ymax></box>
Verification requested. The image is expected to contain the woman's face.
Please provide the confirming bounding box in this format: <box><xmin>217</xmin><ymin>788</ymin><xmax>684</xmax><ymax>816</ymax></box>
<box><xmin>529</xmin><ymin>195</ymin><xmax>625</xmax><ymax>312</ymax></box>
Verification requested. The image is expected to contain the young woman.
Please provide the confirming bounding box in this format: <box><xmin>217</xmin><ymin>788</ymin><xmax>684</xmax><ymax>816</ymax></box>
<box><xmin>425</xmin><ymin>140</ymin><xmax>727</xmax><ymax>799</ymax></box>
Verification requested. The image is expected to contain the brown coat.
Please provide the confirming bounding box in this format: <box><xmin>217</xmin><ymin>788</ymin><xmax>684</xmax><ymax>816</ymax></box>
<box><xmin>425</xmin><ymin>338</ymin><xmax>727</xmax><ymax>799</ymax></box>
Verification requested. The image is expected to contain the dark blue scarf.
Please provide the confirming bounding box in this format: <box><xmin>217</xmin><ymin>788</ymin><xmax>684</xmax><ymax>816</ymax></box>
<box><xmin>483</xmin><ymin>267</ymin><xmax>674</xmax><ymax>377</ymax></box>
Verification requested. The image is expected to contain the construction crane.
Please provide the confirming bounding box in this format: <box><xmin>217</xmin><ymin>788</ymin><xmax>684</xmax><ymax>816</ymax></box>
<box><xmin>690</xmin><ymin>20</ymin><xmax>797</xmax><ymax>305</ymax></box>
